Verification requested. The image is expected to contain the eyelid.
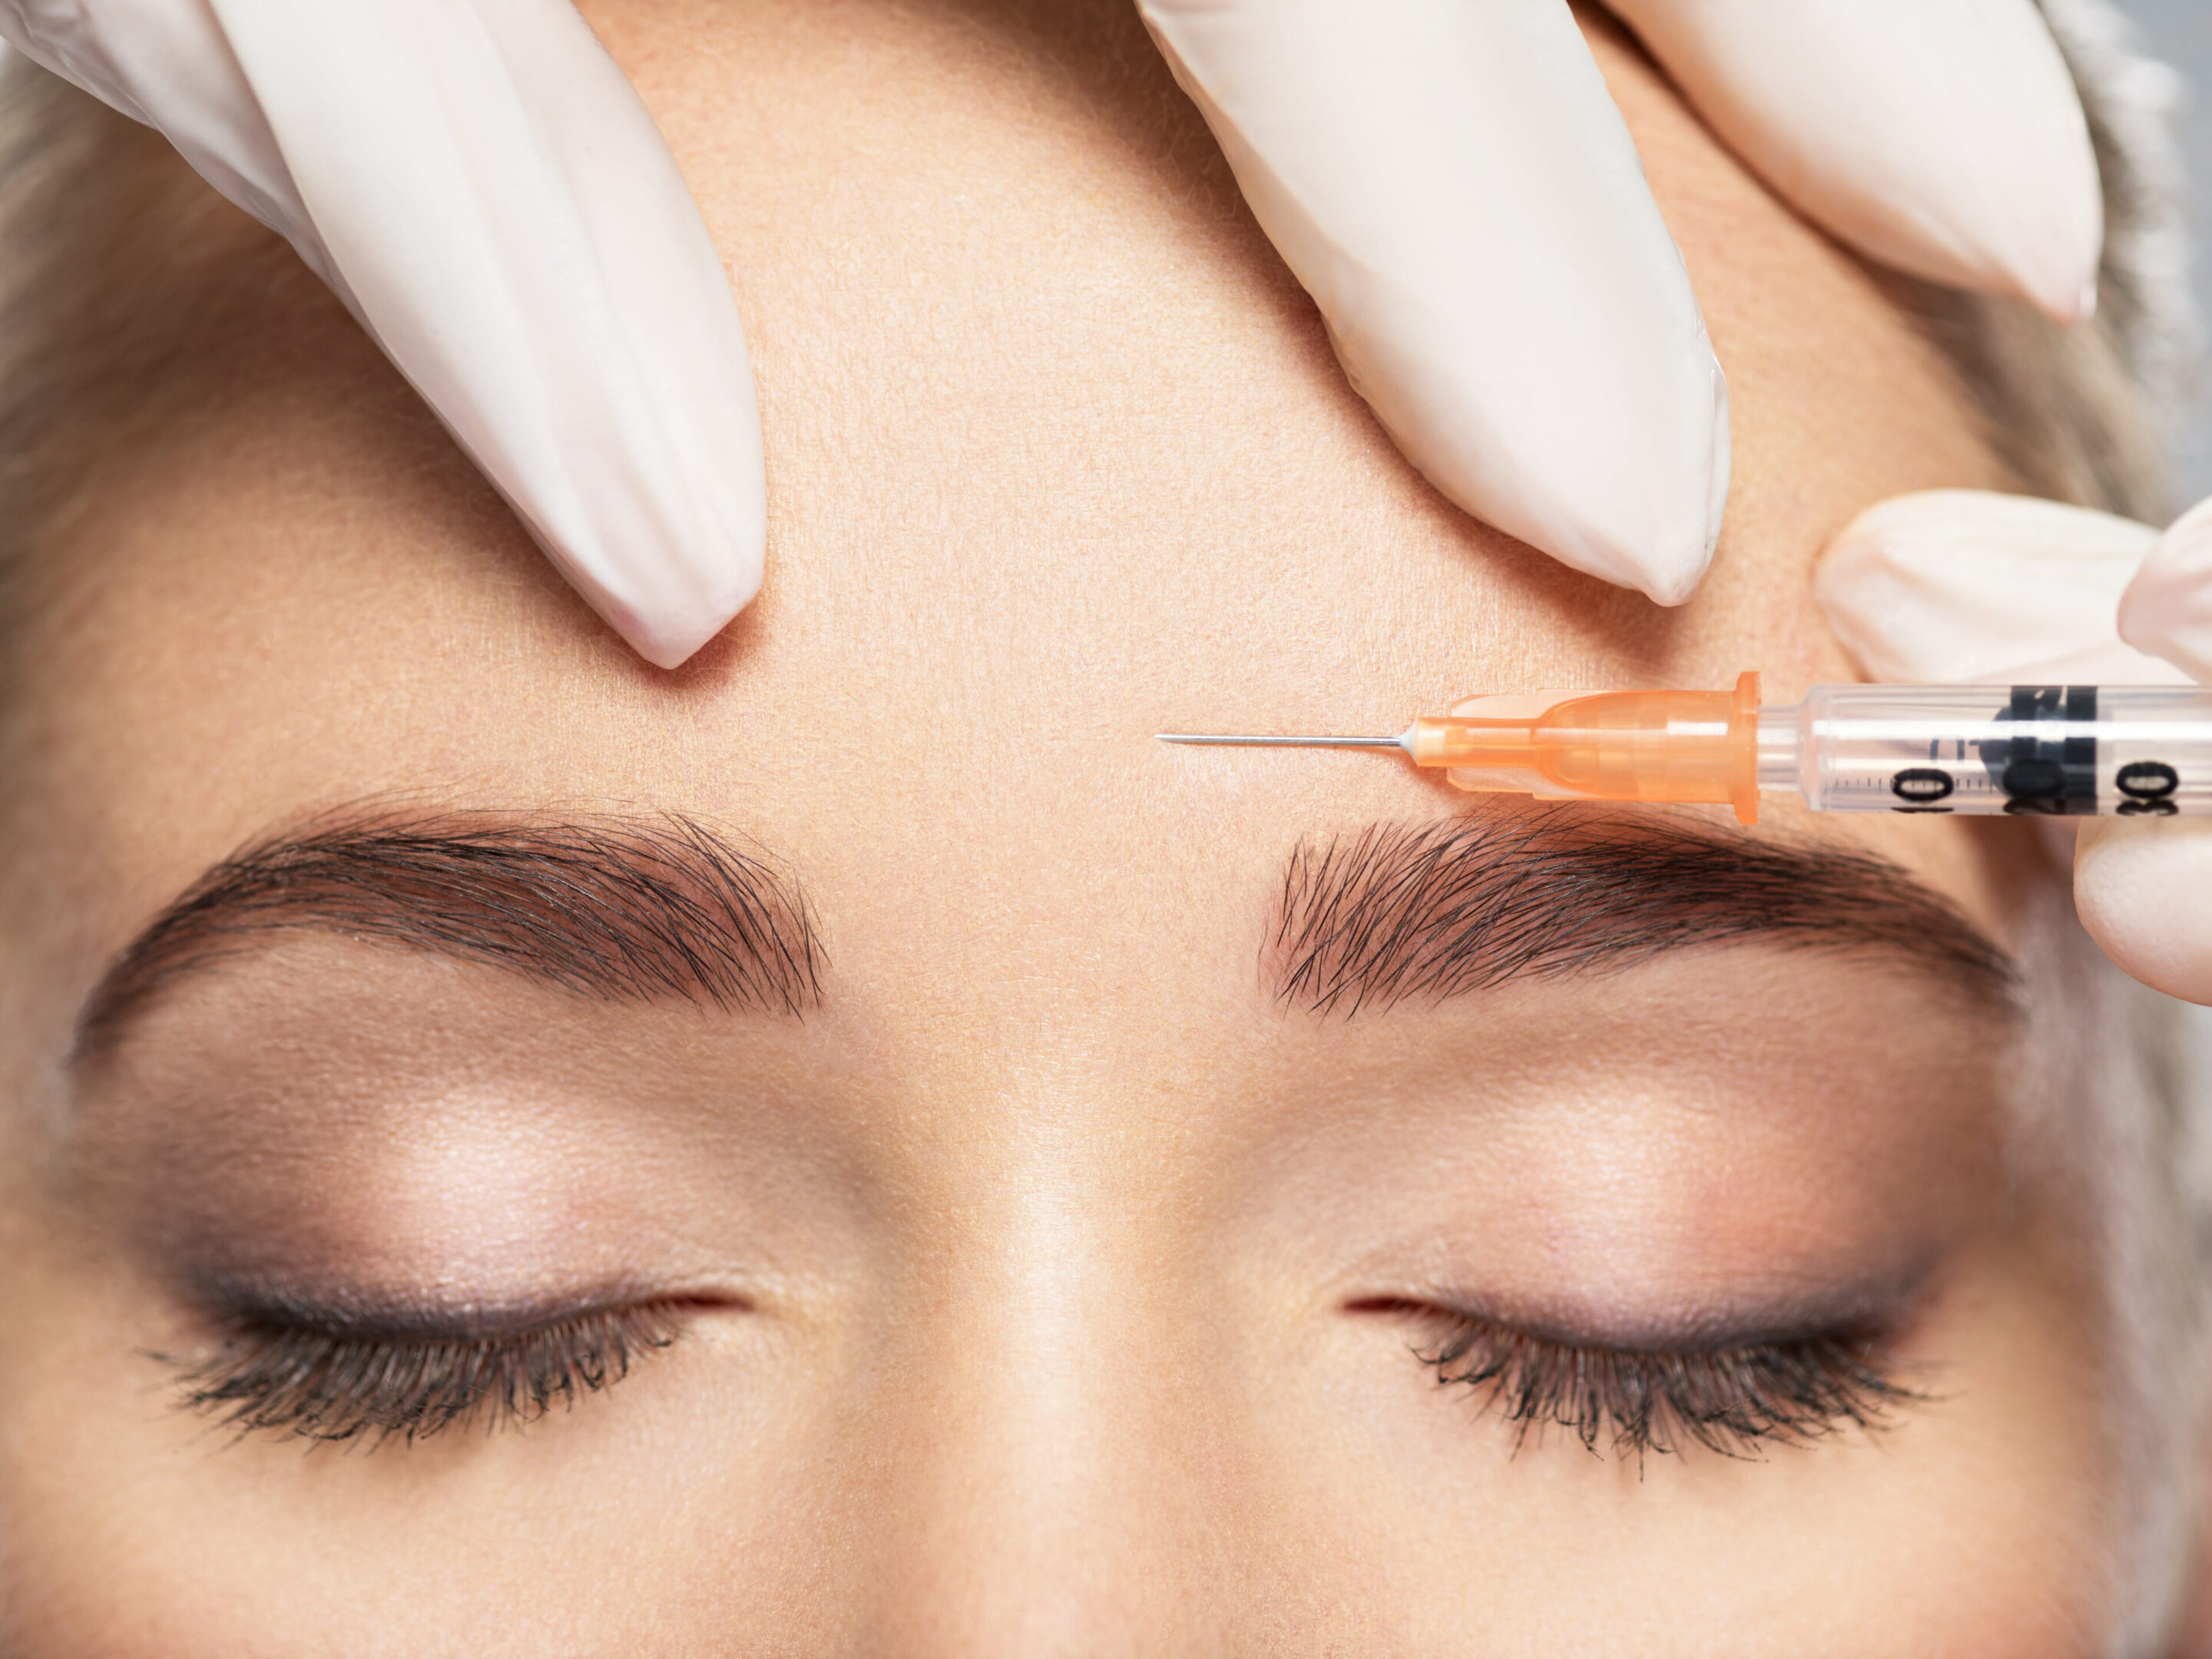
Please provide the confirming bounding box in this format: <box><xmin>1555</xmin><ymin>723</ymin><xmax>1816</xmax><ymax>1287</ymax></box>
<box><xmin>1344</xmin><ymin>1244</ymin><xmax>1942</xmax><ymax>1353</ymax></box>
<box><xmin>161</xmin><ymin>1286</ymin><xmax>738</xmax><ymax>1445</ymax></box>
<box><xmin>1350</xmin><ymin>1296</ymin><xmax>1930</xmax><ymax>1460</ymax></box>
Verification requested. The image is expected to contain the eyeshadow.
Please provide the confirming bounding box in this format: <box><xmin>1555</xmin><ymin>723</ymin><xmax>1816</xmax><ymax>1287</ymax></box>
<box><xmin>1356</xmin><ymin>1250</ymin><xmax>1942</xmax><ymax>1357</ymax></box>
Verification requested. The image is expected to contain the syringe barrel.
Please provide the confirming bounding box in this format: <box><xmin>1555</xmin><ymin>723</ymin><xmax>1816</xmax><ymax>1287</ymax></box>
<box><xmin>1762</xmin><ymin>684</ymin><xmax>2212</xmax><ymax>816</ymax></box>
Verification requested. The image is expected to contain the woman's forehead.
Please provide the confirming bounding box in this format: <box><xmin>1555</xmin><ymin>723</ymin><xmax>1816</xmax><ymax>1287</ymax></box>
<box><xmin>15</xmin><ymin>0</ymin><xmax>2018</xmax><ymax>950</ymax></box>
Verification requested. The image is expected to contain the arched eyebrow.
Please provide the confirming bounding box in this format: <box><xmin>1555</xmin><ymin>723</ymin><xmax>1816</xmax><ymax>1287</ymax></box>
<box><xmin>1270</xmin><ymin>812</ymin><xmax>2019</xmax><ymax>1018</ymax></box>
<box><xmin>73</xmin><ymin>812</ymin><xmax>824</xmax><ymax>1057</ymax></box>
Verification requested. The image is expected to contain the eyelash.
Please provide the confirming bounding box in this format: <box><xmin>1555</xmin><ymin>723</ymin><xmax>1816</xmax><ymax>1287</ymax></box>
<box><xmin>171</xmin><ymin>1293</ymin><xmax>1909</xmax><ymax>1459</ymax></box>
<box><xmin>1404</xmin><ymin>1307</ymin><xmax>1920</xmax><ymax>1461</ymax></box>
<box><xmin>171</xmin><ymin>1299</ymin><xmax>691</xmax><ymax>1445</ymax></box>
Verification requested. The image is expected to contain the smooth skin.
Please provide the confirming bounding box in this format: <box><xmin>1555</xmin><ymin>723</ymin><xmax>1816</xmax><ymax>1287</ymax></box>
<box><xmin>0</xmin><ymin>2</ymin><xmax>2179</xmax><ymax>1653</ymax></box>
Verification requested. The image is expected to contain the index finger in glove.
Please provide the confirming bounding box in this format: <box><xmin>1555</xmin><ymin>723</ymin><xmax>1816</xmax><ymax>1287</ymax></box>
<box><xmin>1137</xmin><ymin>0</ymin><xmax>1729</xmax><ymax>608</ymax></box>
<box><xmin>2084</xmin><ymin>497</ymin><xmax>2212</xmax><ymax>1005</ymax></box>
<box><xmin>1609</xmin><ymin>0</ymin><xmax>2101</xmax><ymax>322</ymax></box>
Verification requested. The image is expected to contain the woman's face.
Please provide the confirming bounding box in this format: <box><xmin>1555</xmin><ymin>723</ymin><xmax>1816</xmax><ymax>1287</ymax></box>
<box><xmin>0</xmin><ymin>2</ymin><xmax>2174</xmax><ymax>1651</ymax></box>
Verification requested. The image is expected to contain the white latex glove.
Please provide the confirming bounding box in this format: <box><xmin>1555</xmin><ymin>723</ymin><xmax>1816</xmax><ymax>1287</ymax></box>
<box><xmin>1137</xmin><ymin>0</ymin><xmax>2102</xmax><ymax>604</ymax></box>
<box><xmin>2</xmin><ymin>2</ymin><xmax>2102</xmax><ymax>662</ymax></box>
<box><xmin>1817</xmin><ymin>490</ymin><xmax>2212</xmax><ymax>1005</ymax></box>
<box><xmin>0</xmin><ymin>0</ymin><xmax>766</xmax><ymax>670</ymax></box>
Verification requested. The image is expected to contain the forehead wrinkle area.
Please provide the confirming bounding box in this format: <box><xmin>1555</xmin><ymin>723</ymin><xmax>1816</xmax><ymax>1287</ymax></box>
<box><xmin>1272</xmin><ymin>810</ymin><xmax>2019</xmax><ymax>1018</ymax></box>
<box><xmin>71</xmin><ymin>812</ymin><xmax>825</xmax><ymax>1057</ymax></box>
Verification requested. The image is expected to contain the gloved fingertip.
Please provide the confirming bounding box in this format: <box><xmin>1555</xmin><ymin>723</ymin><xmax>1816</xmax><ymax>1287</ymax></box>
<box><xmin>1814</xmin><ymin>488</ymin><xmax>2171</xmax><ymax>684</ymax></box>
<box><xmin>1531</xmin><ymin>379</ymin><xmax>1724</xmax><ymax>607</ymax></box>
<box><xmin>2119</xmin><ymin>497</ymin><xmax>2212</xmax><ymax>683</ymax></box>
<box><xmin>2017</xmin><ymin>252</ymin><xmax>2097</xmax><ymax>329</ymax></box>
<box><xmin>1612</xmin><ymin>0</ymin><xmax>2102</xmax><ymax>322</ymax></box>
<box><xmin>2075</xmin><ymin>816</ymin><xmax>2212</xmax><ymax>1006</ymax></box>
<box><xmin>1634</xmin><ymin>541</ymin><xmax>1714</xmax><ymax>609</ymax></box>
<box><xmin>613</xmin><ymin>599</ymin><xmax>748</xmax><ymax>672</ymax></box>
<box><xmin>2002</xmin><ymin>191</ymin><xmax>2104</xmax><ymax>327</ymax></box>
<box><xmin>1141</xmin><ymin>0</ymin><xmax>1727</xmax><ymax>611</ymax></box>
<box><xmin>561</xmin><ymin>517</ymin><xmax>765</xmax><ymax>671</ymax></box>
<box><xmin>633</xmin><ymin>584</ymin><xmax>763</xmax><ymax>671</ymax></box>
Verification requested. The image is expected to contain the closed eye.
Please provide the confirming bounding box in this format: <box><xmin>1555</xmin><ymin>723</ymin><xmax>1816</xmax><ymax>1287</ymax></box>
<box><xmin>159</xmin><ymin>1291</ymin><xmax>733</xmax><ymax>1445</ymax></box>
<box><xmin>1352</xmin><ymin>1298</ymin><xmax>1928</xmax><ymax>1462</ymax></box>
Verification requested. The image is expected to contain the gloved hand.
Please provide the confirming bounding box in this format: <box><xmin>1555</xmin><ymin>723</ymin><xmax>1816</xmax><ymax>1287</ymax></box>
<box><xmin>1136</xmin><ymin>0</ymin><xmax>2102</xmax><ymax>605</ymax></box>
<box><xmin>0</xmin><ymin>0</ymin><xmax>767</xmax><ymax>670</ymax></box>
<box><xmin>1817</xmin><ymin>489</ymin><xmax>2212</xmax><ymax>1005</ymax></box>
<box><xmin>0</xmin><ymin>2</ymin><xmax>2104</xmax><ymax>665</ymax></box>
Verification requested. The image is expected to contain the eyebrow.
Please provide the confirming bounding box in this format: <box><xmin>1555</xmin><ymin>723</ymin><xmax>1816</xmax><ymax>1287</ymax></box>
<box><xmin>75</xmin><ymin>813</ymin><xmax>823</xmax><ymax>1053</ymax></box>
<box><xmin>1270</xmin><ymin>811</ymin><xmax>2018</xmax><ymax>1016</ymax></box>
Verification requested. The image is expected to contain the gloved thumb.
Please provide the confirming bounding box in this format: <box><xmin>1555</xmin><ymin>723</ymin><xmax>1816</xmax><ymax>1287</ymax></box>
<box><xmin>2119</xmin><ymin>495</ymin><xmax>2212</xmax><ymax>681</ymax></box>
<box><xmin>2081</xmin><ymin>495</ymin><xmax>2212</xmax><ymax>1002</ymax></box>
<box><xmin>1818</xmin><ymin>485</ymin><xmax>2212</xmax><ymax>1004</ymax></box>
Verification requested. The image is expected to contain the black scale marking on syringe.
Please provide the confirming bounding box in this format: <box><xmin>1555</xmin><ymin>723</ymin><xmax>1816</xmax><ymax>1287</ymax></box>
<box><xmin>1881</xmin><ymin>684</ymin><xmax>2093</xmax><ymax>813</ymax></box>
<box><xmin>1883</xmin><ymin>770</ymin><xmax>2004</xmax><ymax>813</ymax></box>
<box><xmin>1992</xmin><ymin>684</ymin><xmax>2098</xmax><ymax>815</ymax></box>
<box><xmin>1883</xmin><ymin>684</ymin><xmax>2182</xmax><ymax>816</ymax></box>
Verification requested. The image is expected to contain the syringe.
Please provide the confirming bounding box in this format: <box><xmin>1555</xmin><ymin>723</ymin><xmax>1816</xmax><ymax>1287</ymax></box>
<box><xmin>1159</xmin><ymin>674</ymin><xmax>2212</xmax><ymax>826</ymax></box>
